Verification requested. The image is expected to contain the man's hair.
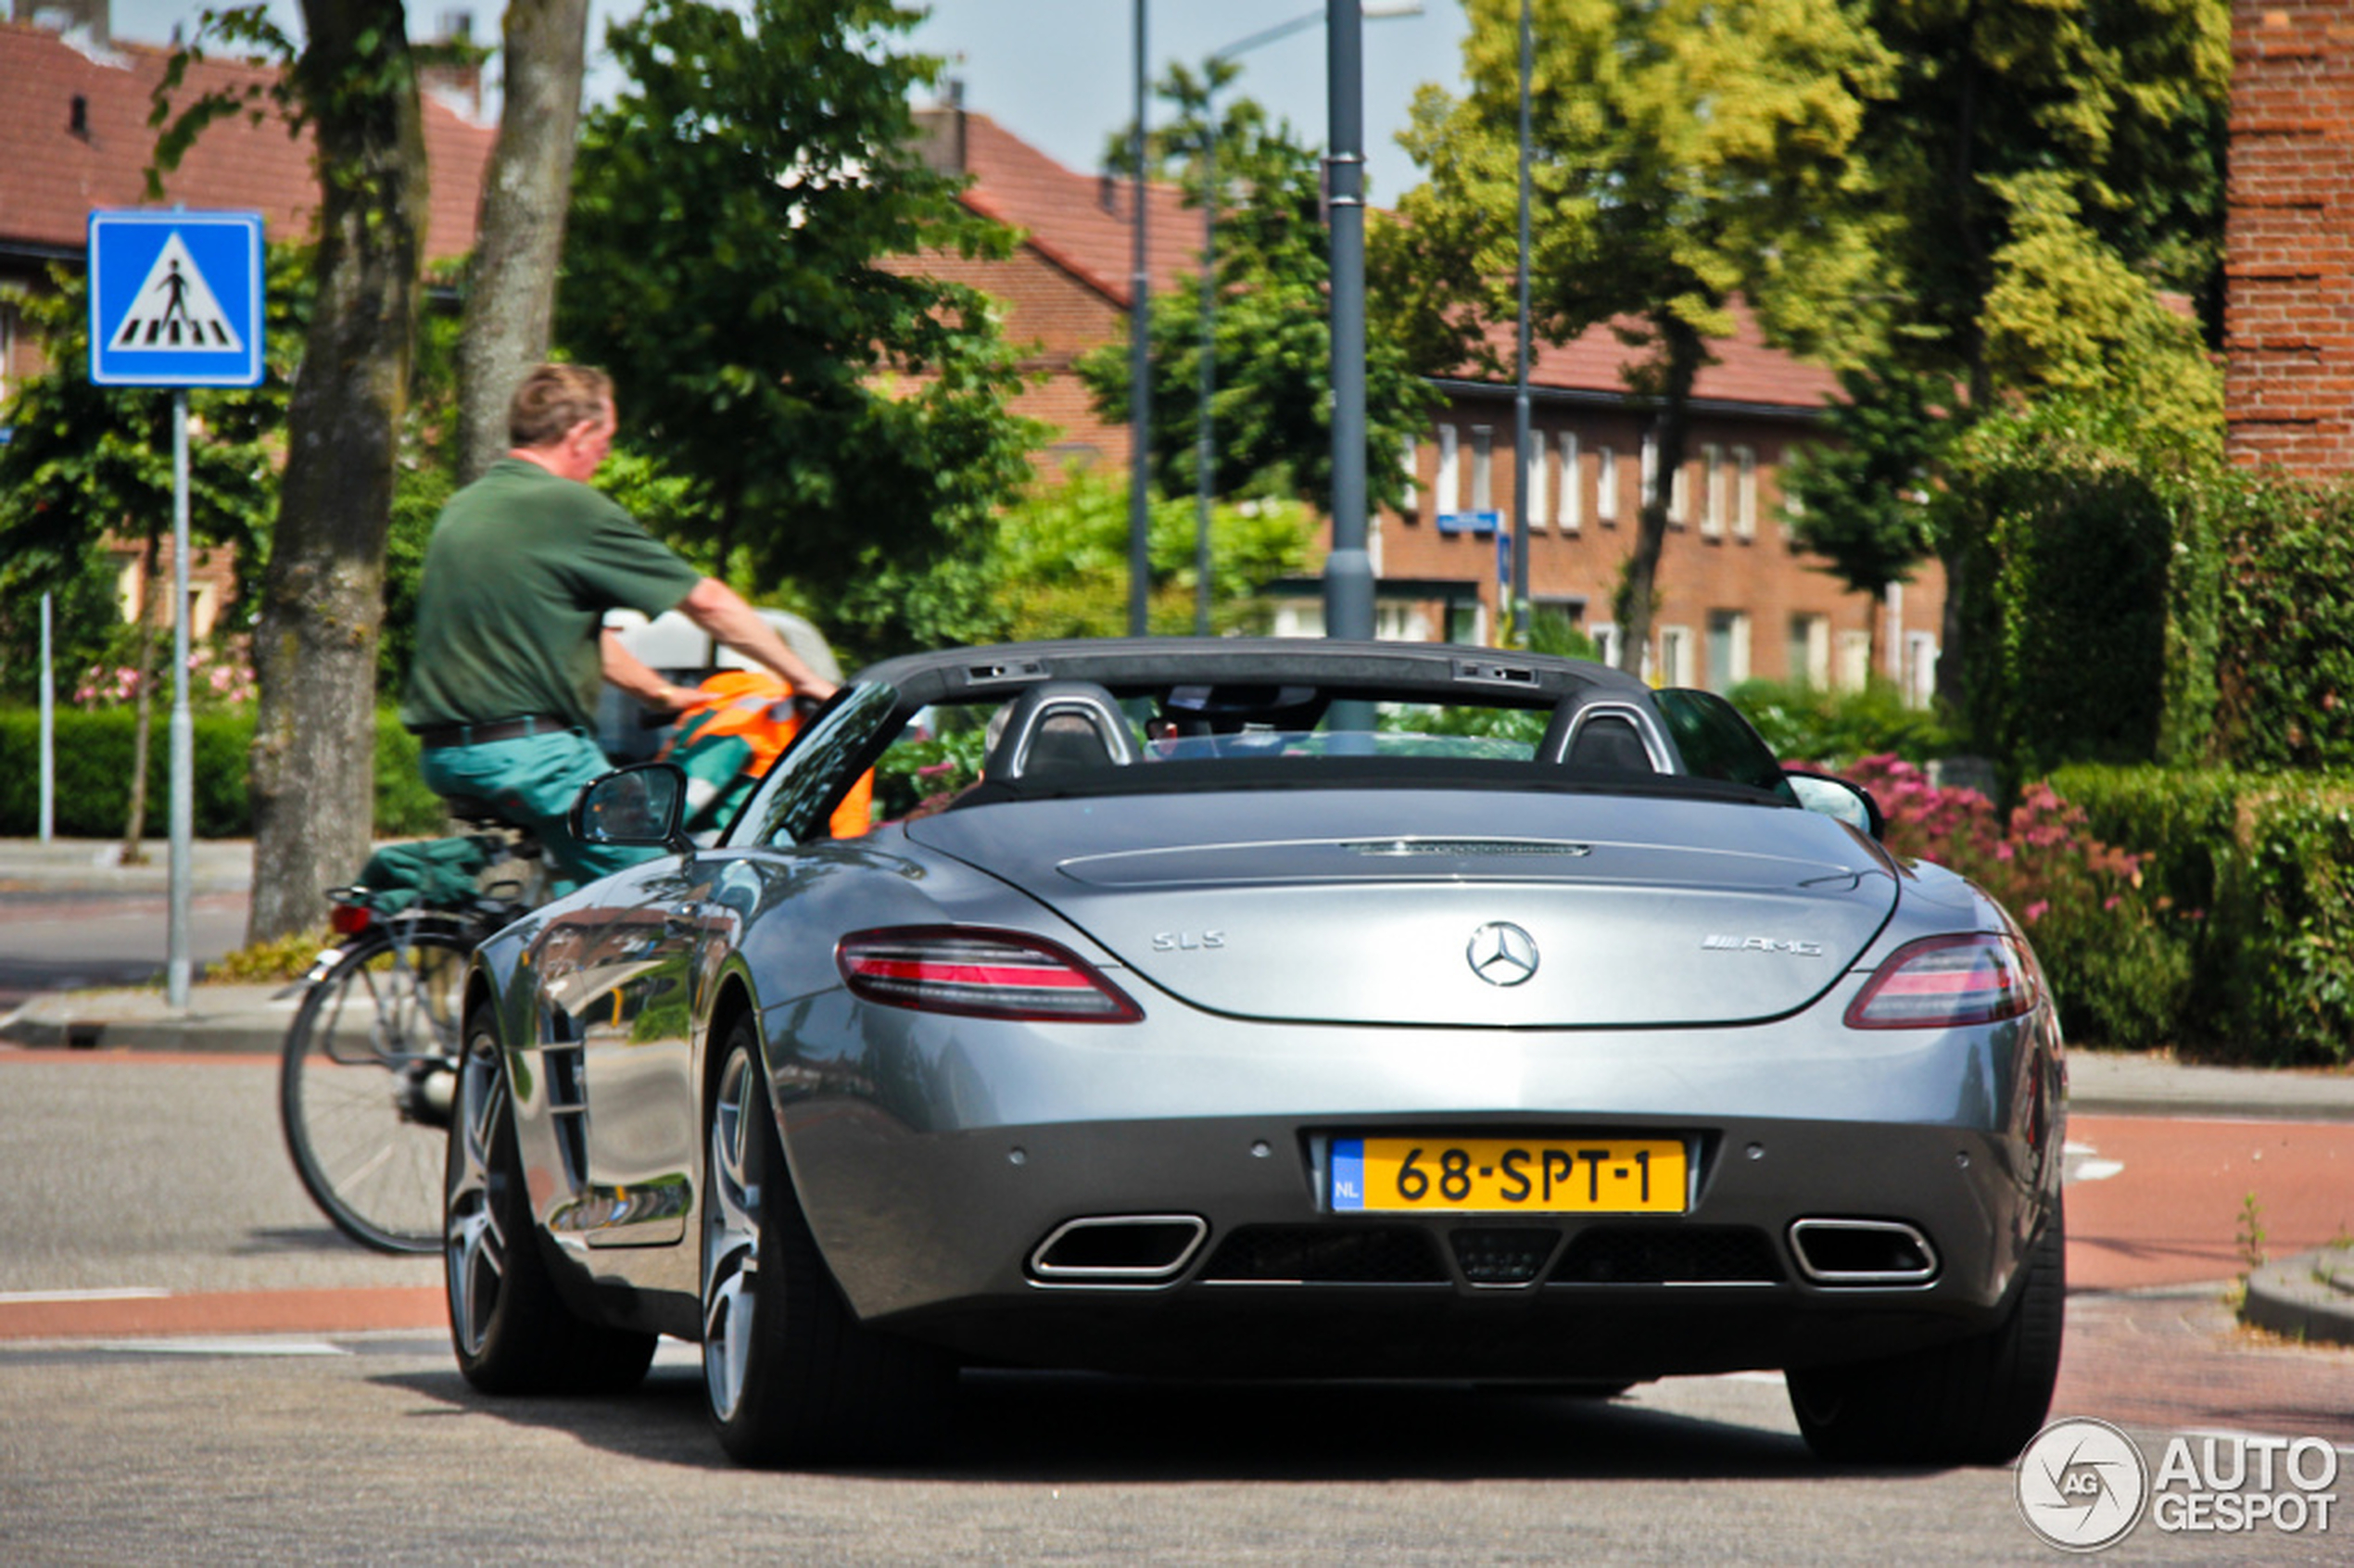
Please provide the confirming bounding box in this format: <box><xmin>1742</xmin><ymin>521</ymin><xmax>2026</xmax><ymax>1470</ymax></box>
<box><xmin>508</xmin><ymin>363</ymin><xmax>614</xmax><ymax>449</ymax></box>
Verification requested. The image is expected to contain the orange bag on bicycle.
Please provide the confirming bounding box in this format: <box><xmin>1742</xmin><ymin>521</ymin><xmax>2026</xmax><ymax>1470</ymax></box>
<box><xmin>662</xmin><ymin>670</ymin><xmax>873</xmax><ymax>839</ymax></box>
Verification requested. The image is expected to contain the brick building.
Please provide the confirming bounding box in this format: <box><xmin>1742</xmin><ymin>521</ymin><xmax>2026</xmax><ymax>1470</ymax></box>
<box><xmin>2226</xmin><ymin>1</ymin><xmax>2354</xmax><ymax>475</ymax></box>
<box><xmin>918</xmin><ymin>97</ymin><xmax>1943</xmax><ymax>692</ymax></box>
<box><xmin>1337</xmin><ymin>315</ymin><xmax>1944</xmax><ymax>700</ymax></box>
<box><xmin>910</xmin><ymin>99</ymin><xmax>1198</xmax><ymax>477</ymax></box>
<box><xmin>0</xmin><ymin>8</ymin><xmax>493</xmax><ymax>638</ymax></box>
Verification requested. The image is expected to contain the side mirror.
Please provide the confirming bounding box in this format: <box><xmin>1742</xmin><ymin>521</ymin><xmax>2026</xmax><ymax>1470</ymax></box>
<box><xmin>573</xmin><ymin>761</ymin><xmax>691</xmax><ymax>853</ymax></box>
<box><xmin>1784</xmin><ymin>770</ymin><xmax>1885</xmax><ymax>841</ymax></box>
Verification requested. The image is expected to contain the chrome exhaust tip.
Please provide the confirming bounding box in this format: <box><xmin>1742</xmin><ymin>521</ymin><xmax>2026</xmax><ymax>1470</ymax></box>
<box><xmin>1028</xmin><ymin>1215</ymin><xmax>1209</xmax><ymax>1283</ymax></box>
<box><xmin>1788</xmin><ymin>1218</ymin><xmax>1940</xmax><ymax>1285</ymax></box>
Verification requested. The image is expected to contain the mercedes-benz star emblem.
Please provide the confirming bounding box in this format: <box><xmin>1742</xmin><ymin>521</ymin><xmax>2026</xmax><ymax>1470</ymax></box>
<box><xmin>1467</xmin><ymin>921</ymin><xmax>1539</xmax><ymax>986</ymax></box>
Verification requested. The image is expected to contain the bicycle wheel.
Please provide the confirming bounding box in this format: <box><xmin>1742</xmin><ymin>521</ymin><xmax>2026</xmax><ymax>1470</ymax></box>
<box><xmin>281</xmin><ymin>921</ymin><xmax>474</xmax><ymax>1254</ymax></box>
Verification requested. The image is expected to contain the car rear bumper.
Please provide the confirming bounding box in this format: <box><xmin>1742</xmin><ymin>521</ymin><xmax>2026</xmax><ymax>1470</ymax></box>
<box><xmin>783</xmin><ymin>1103</ymin><xmax>2059</xmax><ymax>1380</ymax></box>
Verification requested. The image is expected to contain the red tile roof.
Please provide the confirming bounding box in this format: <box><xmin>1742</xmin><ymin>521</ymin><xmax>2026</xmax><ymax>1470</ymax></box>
<box><xmin>1467</xmin><ymin>308</ymin><xmax>1840</xmax><ymax>411</ymax></box>
<box><xmin>0</xmin><ymin>20</ymin><xmax>493</xmax><ymax>264</ymax></box>
<box><xmin>955</xmin><ymin>109</ymin><xmax>1835</xmax><ymax>413</ymax></box>
<box><xmin>956</xmin><ymin>111</ymin><xmax>1202</xmax><ymax>307</ymax></box>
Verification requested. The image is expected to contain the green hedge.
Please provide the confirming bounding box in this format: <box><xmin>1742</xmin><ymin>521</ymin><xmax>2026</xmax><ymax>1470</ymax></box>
<box><xmin>0</xmin><ymin>707</ymin><xmax>446</xmax><ymax>839</ymax></box>
<box><xmin>2052</xmin><ymin>764</ymin><xmax>2354</xmax><ymax>1065</ymax></box>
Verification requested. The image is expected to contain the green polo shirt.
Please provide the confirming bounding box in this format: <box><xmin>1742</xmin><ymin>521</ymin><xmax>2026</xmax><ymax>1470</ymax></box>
<box><xmin>399</xmin><ymin>459</ymin><xmax>703</xmax><ymax>731</ymax></box>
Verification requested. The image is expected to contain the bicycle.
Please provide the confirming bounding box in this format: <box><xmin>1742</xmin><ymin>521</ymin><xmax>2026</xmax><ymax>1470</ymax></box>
<box><xmin>280</xmin><ymin>680</ymin><xmax>813</xmax><ymax>1252</ymax></box>
<box><xmin>279</xmin><ymin>803</ymin><xmax>549</xmax><ymax>1255</ymax></box>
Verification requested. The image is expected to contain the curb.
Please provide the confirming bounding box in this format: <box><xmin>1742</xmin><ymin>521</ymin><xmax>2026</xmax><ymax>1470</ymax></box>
<box><xmin>2240</xmin><ymin>1249</ymin><xmax>2354</xmax><ymax>1348</ymax></box>
<box><xmin>0</xmin><ymin>986</ymin><xmax>299</xmax><ymax>1056</ymax></box>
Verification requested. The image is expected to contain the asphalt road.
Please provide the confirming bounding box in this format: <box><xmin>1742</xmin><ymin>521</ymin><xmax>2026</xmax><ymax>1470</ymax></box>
<box><xmin>2</xmin><ymin>1052</ymin><xmax>2352</xmax><ymax>1564</ymax></box>
<box><xmin>0</xmin><ymin>888</ymin><xmax>249</xmax><ymax>1008</ymax></box>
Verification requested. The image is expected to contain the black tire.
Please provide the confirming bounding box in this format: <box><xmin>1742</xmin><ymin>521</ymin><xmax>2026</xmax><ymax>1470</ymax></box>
<box><xmin>280</xmin><ymin>923</ymin><xmax>472</xmax><ymax>1254</ymax></box>
<box><xmin>1787</xmin><ymin>1200</ymin><xmax>2067</xmax><ymax>1466</ymax></box>
<box><xmin>701</xmin><ymin>1017</ymin><xmax>954</xmax><ymax>1466</ymax></box>
<box><xmin>444</xmin><ymin>1002</ymin><xmax>658</xmax><ymax>1395</ymax></box>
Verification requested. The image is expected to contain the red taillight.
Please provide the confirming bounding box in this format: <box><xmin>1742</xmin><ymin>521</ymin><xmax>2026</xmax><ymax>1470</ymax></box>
<box><xmin>329</xmin><ymin>903</ymin><xmax>373</xmax><ymax>936</ymax></box>
<box><xmin>1845</xmin><ymin>933</ymin><xmax>2042</xmax><ymax>1030</ymax></box>
<box><xmin>836</xmin><ymin>928</ymin><xmax>1143</xmax><ymax>1023</ymax></box>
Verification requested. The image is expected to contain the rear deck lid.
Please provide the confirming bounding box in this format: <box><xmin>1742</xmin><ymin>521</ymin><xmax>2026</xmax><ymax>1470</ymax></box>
<box><xmin>905</xmin><ymin>790</ymin><xmax>1894</xmax><ymax>1028</ymax></box>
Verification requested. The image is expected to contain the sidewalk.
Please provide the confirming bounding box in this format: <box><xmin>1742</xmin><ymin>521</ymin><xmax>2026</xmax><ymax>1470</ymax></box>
<box><xmin>3</xmin><ymin>834</ymin><xmax>2351</xmax><ymax>1347</ymax></box>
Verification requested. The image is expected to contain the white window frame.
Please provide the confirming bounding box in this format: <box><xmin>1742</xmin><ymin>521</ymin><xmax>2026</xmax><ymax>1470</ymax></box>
<box><xmin>1701</xmin><ymin>443</ymin><xmax>1725</xmax><ymax>538</ymax></box>
<box><xmin>1706</xmin><ymin>609</ymin><xmax>1751</xmax><ymax>691</ymax></box>
<box><xmin>1669</xmin><ymin>452</ymin><xmax>1690</xmax><ymax>525</ymax></box>
<box><xmin>1557</xmin><ymin>432</ymin><xmax>1582</xmax><ymax>533</ymax></box>
<box><xmin>1525</xmin><ymin>429</ymin><xmax>1550</xmax><ymax>530</ymax></box>
<box><xmin>1470</xmin><ymin>425</ymin><xmax>1494</xmax><ymax>514</ymax></box>
<box><xmin>1399</xmin><ymin>433</ymin><xmax>1420</xmax><ymax>516</ymax></box>
<box><xmin>1436</xmin><ymin>424</ymin><xmax>1459</xmax><ymax>516</ymax></box>
<box><xmin>1836</xmin><ymin>630</ymin><xmax>1872</xmax><ymax>691</ymax></box>
<box><xmin>1589</xmin><ymin>621</ymin><xmax>1621</xmax><ymax>670</ymax></box>
<box><xmin>1594</xmin><ymin>444</ymin><xmax>1617</xmax><ymax>523</ymax></box>
<box><xmin>1658</xmin><ymin>624</ymin><xmax>1694</xmax><ymax>687</ymax></box>
<box><xmin>1640</xmin><ymin>432</ymin><xmax>1658</xmax><ymax>510</ymax></box>
<box><xmin>1734</xmin><ymin>444</ymin><xmax>1758</xmax><ymax>539</ymax></box>
<box><xmin>1789</xmin><ymin>613</ymin><xmax>1830</xmax><ymax>688</ymax></box>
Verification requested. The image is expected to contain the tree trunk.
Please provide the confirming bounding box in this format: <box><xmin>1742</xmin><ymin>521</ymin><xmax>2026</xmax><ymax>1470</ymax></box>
<box><xmin>454</xmin><ymin>0</ymin><xmax>590</xmax><ymax>484</ymax></box>
<box><xmin>1612</xmin><ymin>314</ymin><xmax>1704</xmax><ymax>680</ymax></box>
<box><xmin>120</xmin><ymin>521</ymin><xmax>163</xmax><ymax>865</ymax></box>
<box><xmin>246</xmin><ymin>0</ymin><xmax>427</xmax><ymax>943</ymax></box>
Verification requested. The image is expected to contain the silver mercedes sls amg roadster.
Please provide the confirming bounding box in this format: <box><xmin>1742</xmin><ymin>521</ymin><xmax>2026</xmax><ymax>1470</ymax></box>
<box><xmin>442</xmin><ymin>639</ymin><xmax>2065</xmax><ymax>1468</ymax></box>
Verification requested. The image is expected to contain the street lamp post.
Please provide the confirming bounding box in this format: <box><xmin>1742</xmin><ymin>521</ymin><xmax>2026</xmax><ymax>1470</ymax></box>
<box><xmin>1511</xmin><ymin>0</ymin><xmax>1533</xmax><ymax>647</ymax></box>
<box><xmin>1193</xmin><ymin>3</ymin><xmax>1420</xmax><ymax>639</ymax></box>
<box><xmin>1128</xmin><ymin>0</ymin><xmax>1152</xmax><ymax>637</ymax></box>
<box><xmin>1323</xmin><ymin>0</ymin><xmax>1373</xmax><ymax>645</ymax></box>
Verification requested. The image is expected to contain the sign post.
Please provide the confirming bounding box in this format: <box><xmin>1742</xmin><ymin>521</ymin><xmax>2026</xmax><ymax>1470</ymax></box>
<box><xmin>89</xmin><ymin>209</ymin><xmax>264</xmax><ymax>1008</ymax></box>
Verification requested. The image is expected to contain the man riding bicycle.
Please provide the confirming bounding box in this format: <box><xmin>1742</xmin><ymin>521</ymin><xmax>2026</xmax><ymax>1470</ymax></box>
<box><xmin>399</xmin><ymin>363</ymin><xmax>836</xmax><ymax>894</ymax></box>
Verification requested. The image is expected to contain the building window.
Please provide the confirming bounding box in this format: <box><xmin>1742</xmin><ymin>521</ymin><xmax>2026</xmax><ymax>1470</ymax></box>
<box><xmin>1595</xmin><ymin>444</ymin><xmax>1617</xmax><ymax>523</ymax></box>
<box><xmin>1436</xmin><ymin>424</ymin><xmax>1459</xmax><ymax>516</ymax></box>
<box><xmin>1836</xmin><ymin>630</ymin><xmax>1872</xmax><ymax>691</ymax></box>
<box><xmin>1470</xmin><ymin>425</ymin><xmax>1494</xmax><ymax>514</ymax></box>
<box><xmin>1590</xmin><ymin>621</ymin><xmax>1620</xmax><ymax>670</ymax></box>
<box><xmin>1525</xmin><ymin>429</ymin><xmax>1550</xmax><ymax>529</ymax></box>
<box><xmin>1705</xmin><ymin>610</ymin><xmax>1750</xmax><ymax>692</ymax></box>
<box><xmin>1400</xmin><ymin>433</ymin><xmax>1420</xmax><ymax>518</ymax></box>
<box><xmin>1733</xmin><ymin>444</ymin><xmax>1758</xmax><ymax>539</ymax></box>
<box><xmin>1640</xmin><ymin>432</ymin><xmax>1658</xmax><ymax>510</ymax></box>
<box><xmin>1658</xmin><ymin>624</ymin><xmax>1693</xmax><ymax>687</ymax></box>
<box><xmin>1904</xmin><ymin>632</ymin><xmax>1940</xmax><ymax>710</ymax></box>
<box><xmin>1669</xmin><ymin>451</ymin><xmax>1690</xmax><ymax>525</ymax></box>
<box><xmin>1701</xmin><ymin>443</ymin><xmax>1725</xmax><ymax>538</ymax></box>
<box><xmin>1558</xmin><ymin>432</ymin><xmax>1582</xmax><ymax>532</ymax></box>
<box><xmin>1788</xmin><ymin>613</ymin><xmax>1830</xmax><ymax>688</ymax></box>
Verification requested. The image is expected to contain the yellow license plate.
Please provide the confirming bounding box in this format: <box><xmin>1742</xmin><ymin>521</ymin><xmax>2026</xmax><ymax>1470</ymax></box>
<box><xmin>1332</xmin><ymin>1137</ymin><xmax>1687</xmax><ymax>1213</ymax></box>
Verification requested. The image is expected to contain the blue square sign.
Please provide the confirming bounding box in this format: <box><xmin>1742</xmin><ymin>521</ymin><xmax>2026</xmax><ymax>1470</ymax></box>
<box><xmin>88</xmin><ymin>209</ymin><xmax>264</xmax><ymax>387</ymax></box>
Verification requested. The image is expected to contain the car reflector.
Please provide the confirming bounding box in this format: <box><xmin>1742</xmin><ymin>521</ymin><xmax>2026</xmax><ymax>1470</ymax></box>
<box><xmin>1844</xmin><ymin>933</ymin><xmax>2040</xmax><ymax>1030</ymax></box>
<box><xmin>836</xmin><ymin>927</ymin><xmax>1143</xmax><ymax>1022</ymax></box>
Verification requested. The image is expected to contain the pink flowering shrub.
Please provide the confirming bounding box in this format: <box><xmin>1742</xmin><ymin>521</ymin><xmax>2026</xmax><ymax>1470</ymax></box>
<box><xmin>1841</xmin><ymin>755</ymin><xmax>2191</xmax><ymax>1046</ymax></box>
<box><xmin>74</xmin><ymin>641</ymin><xmax>258</xmax><ymax>710</ymax></box>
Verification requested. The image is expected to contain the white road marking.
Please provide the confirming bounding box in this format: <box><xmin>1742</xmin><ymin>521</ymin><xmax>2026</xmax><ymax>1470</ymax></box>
<box><xmin>2064</xmin><ymin>1140</ymin><xmax>2124</xmax><ymax>1183</ymax></box>
<box><xmin>0</xmin><ymin>1287</ymin><xmax>171</xmax><ymax>1304</ymax></box>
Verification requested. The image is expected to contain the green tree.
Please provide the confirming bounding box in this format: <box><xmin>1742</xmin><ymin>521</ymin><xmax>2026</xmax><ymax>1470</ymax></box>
<box><xmin>1388</xmin><ymin>0</ymin><xmax>1895</xmax><ymax>674</ymax></box>
<box><xmin>1079</xmin><ymin>63</ymin><xmax>1437</xmax><ymax>512</ymax></box>
<box><xmin>0</xmin><ymin>255</ymin><xmax>298</xmax><ymax>848</ymax></box>
<box><xmin>558</xmin><ymin>0</ymin><xmax>1043</xmax><ymax>654</ymax></box>
<box><xmin>157</xmin><ymin>0</ymin><xmax>433</xmax><ymax>941</ymax></box>
<box><xmin>1778</xmin><ymin>362</ymin><xmax>1947</xmax><ymax>671</ymax></box>
<box><xmin>1849</xmin><ymin>0</ymin><xmax>2231</xmax><ymax>703</ymax></box>
<box><xmin>983</xmin><ymin>468</ymin><xmax>1317</xmax><ymax>642</ymax></box>
<box><xmin>454</xmin><ymin>0</ymin><xmax>589</xmax><ymax>483</ymax></box>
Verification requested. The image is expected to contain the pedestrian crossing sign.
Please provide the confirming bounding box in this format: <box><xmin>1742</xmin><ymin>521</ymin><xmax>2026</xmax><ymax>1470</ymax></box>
<box><xmin>87</xmin><ymin>209</ymin><xmax>264</xmax><ymax>387</ymax></box>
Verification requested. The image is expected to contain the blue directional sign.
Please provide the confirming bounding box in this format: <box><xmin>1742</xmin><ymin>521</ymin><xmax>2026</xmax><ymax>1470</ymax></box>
<box><xmin>88</xmin><ymin>210</ymin><xmax>264</xmax><ymax>387</ymax></box>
